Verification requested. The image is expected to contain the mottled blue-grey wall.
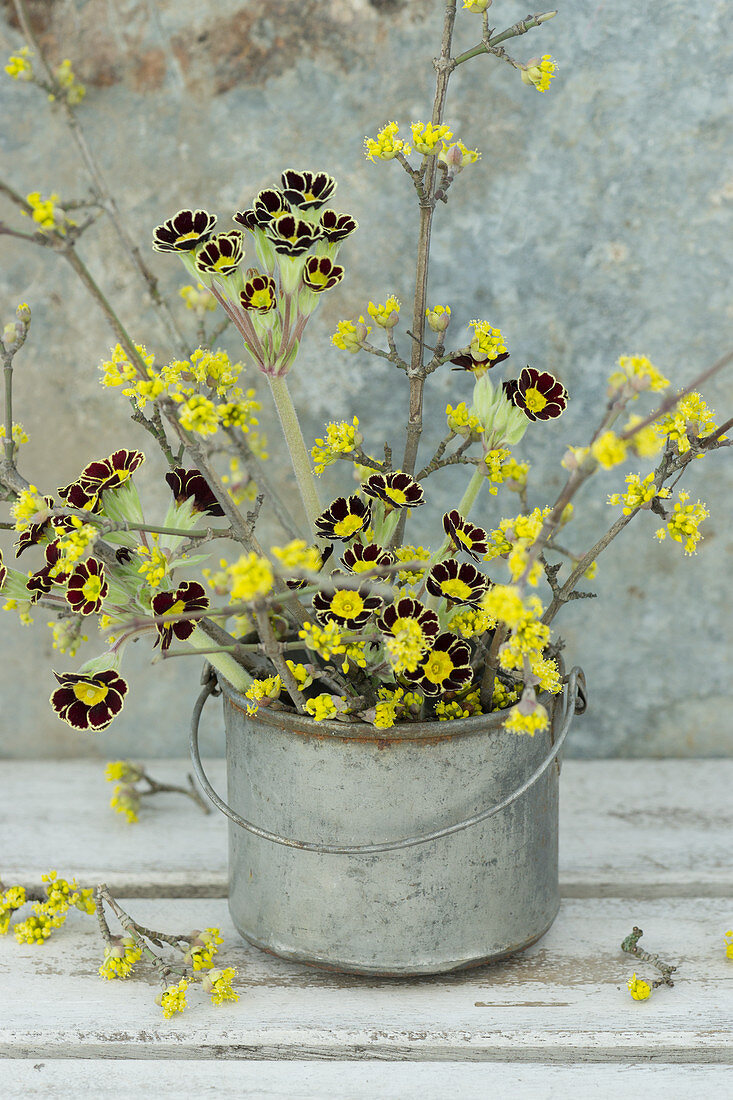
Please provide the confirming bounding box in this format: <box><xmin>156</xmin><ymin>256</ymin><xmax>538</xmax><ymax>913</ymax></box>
<box><xmin>0</xmin><ymin>0</ymin><xmax>731</xmax><ymax>759</ymax></box>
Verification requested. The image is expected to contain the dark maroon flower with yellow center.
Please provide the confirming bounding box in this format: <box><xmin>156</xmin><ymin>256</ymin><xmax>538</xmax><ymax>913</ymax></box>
<box><xmin>152</xmin><ymin>209</ymin><xmax>217</xmax><ymax>253</ymax></box>
<box><xmin>341</xmin><ymin>543</ymin><xmax>394</xmax><ymax>574</ymax></box>
<box><xmin>403</xmin><ymin>632</ymin><xmax>473</xmax><ymax>697</ymax></box>
<box><xmin>63</xmin><ymin>482</ymin><xmax>103</xmax><ymax>513</ymax></box>
<box><xmin>60</xmin><ymin>450</ymin><xmax>145</xmax><ymax>498</ymax></box>
<box><xmin>315</xmin><ymin>495</ymin><xmax>371</xmax><ymax>542</ymax></box>
<box><xmin>319</xmin><ymin>209</ymin><xmax>358</xmax><ymax>243</ymax></box>
<box><xmin>265</xmin><ymin>213</ymin><xmax>323</xmax><ymax>257</ymax></box>
<box><xmin>14</xmin><ymin>495</ymin><xmax>55</xmax><ymax>557</ymax></box>
<box><xmin>0</xmin><ymin>548</ymin><xmax>7</xmax><ymax>590</ymax></box>
<box><xmin>362</xmin><ymin>471</ymin><xmax>425</xmax><ymax>511</ymax></box>
<box><xmin>253</xmin><ymin>188</ymin><xmax>291</xmax><ymax>226</ymax></box>
<box><xmin>165</xmin><ymin>468</ymin><xmax>224</xmax><ymax>517</ymax></box>
<box><xmin>302</xmin><ymin>256</ymin><xmax>344</xmax><ymax>293</ymax></box>
<box><xmin>27</xmin><ymin>541</ymin><xmax>70</xmax><ymax>602</ymax></box>
<box><xmin>508</xmin><ymin>367</ymin><xmax>568</xmax><ymax>422</ymax></box>
<box><xmin>65</xmin><ymin>558</ymin><xmax>108</xmax><ymax>616</ymax></box>
<box><xmin>312</xmin><ymin>583</ymin><xmax>381</xmax><ymax>630</ymax></box>
<box><xmin>426</xmin><ymin>559</ymin><xmax>489</xmax><ymax>606</ymax></box>
<box><xmin>378</xmin><ymin>597</ymin><xmax>439</xmax><ymax>646</ymax></box>
<box><xmin>152</xmin><ymin>581</ymin><xmax>209</xmax><ymax>651</ymax></box>
<box><xmin>281</xmin><ymin>170</ymin><xmax>336</xmax><ymax>211</ymax></box>
<box><xmin>450</xmin><ymin>350</ymin><xmax>510</xmax><ymax>374</ymax></box>
<box><xmin>195</xmin><ymin>231</ymin><xmax>245</xmax><ymax>278</ymax></box>
<box><xmin>232</xmin><ymin>208</ymin><xmax>259</xmax><ymax>233</ymax></box>
<box><xmin>240</xmin><ymin>273</ymin><xmax>277</xmax><ymax>314</ymax></box>
<box><xmin>51</xmin><ymin>669</ymin><xmax>128</xmax><ymax>731</ymax></box>
<box><xmin>442</xmin><ymin>510</ymin><xmax>489</xmax><ymax>562</ymax></box>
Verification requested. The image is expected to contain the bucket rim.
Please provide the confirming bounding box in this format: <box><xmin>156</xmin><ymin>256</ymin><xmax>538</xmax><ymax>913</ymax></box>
<box><xmin>217</xmin><ymin>672</ymin><xmax>564</xmax><ymax>744</ymax></box>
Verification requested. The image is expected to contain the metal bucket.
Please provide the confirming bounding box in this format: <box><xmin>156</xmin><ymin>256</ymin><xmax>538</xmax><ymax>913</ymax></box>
<box><xmin>190</xmin><ymin>666</ymin><xmax>585</xmax><ymax>976</ymax></box>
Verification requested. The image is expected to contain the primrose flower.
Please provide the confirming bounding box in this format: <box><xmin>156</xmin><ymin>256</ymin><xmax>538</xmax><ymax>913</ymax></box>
<box><xmin>315</xmin><ymin>495</ymin><xmax>371</xmax><ymax>541</ymax></box>
<box><xmin>319</xmin><ymin>209</ymin><xmax>358</xmax><ymax>244</ymax></box>
<box><xmin>505</xmin><ymin>367</ymin><xmax>568</xmax><ymax>422</ymax></box>
<box><xmin>152</xmin><ymin>209</ymin><xmax>217</xmax><ymax>253</ymax></box>
<box><xmin>195</xmin><ymin>231</ymin><xmax>245</xmax><ymax>278</ymax></box>
<box><xmin>367</xmin><ymin>296</ymin><xmax>401</xmax><ymax>328</ymax></box>
<box><xmin>312</xmin><ymin>586</ymin><xmax>382</xmax><ymax>630</ymax></box>
<box><xmin>165</xmin><ymin>467</ymin><xmax>225</xmax><ymax>517</ymax></box>
<box><xmin>362</xmin><ymin>471</ymin><xmax>425</xmax><ymax>511</ymax></box>
<box><xmin>411</xmin><ymin>121</ymin><xmax>453</xmax><ymax>155</ymax></box>
<box><xmin>152</xmin><ymin>582</ymin><xmax>209</xmax><ymax>650</ymax></box>
<box><xmin>442</xmin><ymin>510</ymin><xmax>489</xmax><ymax>561</ymax></box>
<box><xmin>404</xmin><ymin>632</ymin><xmax>473</xmax><ymax>697</ymax></box>
<box><xmin>521</xmin><ymin>55</ymin><xmax>558</xmax><ymax>93</ymax></box>
<box><xmin>364</xmin><ymin>121</ymin><xmax>411</xmax><ymax>161</ymax></box>
<box><xmin>627</xmin><ymin>973</ymin><xmax>652</xmax><ymax>1001</ymax></box>
<box><xmin>342</xmin><ymin>542</ymin><xmax>394</xmax><ymax>574</ymax></box>
<box><xmin>426</xmin><ymin>559</ymin><xmax>490</xmax><ymax>607</ymax></box>
<box><xmin>302</xmin><ymin>256</ymin><xmax>344</xmax><ymax>293</ymax></box>
<box><xmin>50</xmin><ymin>669</ymin><xmax>128</xmax><ymax>731</ymax></box>
<box><xmin>281</xmin><ymin>169</ymin><xmax>337</xmax><ymax>211</ymax></box>
<box><xmin>655</xmin><ymin>491</ymin><xmax>709</xmax><ymax>555</ymax></box>
<box><xmin>65</xmin><ymin>558</ymin><xmax>108</xmax><ymax>616</ymax></box>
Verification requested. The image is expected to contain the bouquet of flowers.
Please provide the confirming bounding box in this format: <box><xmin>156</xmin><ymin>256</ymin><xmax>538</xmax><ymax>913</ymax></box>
<box><xmin>1</xmin><ymin>0</ymin><xmax>730</xmax><ymax>744</ymax></box>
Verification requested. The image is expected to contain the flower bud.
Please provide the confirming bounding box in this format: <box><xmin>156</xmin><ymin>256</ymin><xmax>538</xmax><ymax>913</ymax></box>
<box><xmin>16</xmin><ymin>303</ymin><xmax>31</xmax><ymax>326</ymax></box>
<box><xmin>425</xmin><ymin>304</ymin><xmax>451</xmax><ymax>333</ymax></box>
<box><xmin>463</xmin><ymin>0</ymin><xmax>492</xmax><ymax>12</ymax></box>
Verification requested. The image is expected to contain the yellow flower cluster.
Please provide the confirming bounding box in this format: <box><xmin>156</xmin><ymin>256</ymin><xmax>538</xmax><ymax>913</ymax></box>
<box><xmin>48</xmin><ymin>617</ymin><xmax>88</xmax><ymax>656</ymax></box>
<box><xmin>448</xmin><ymin>606</ymin><xmax>494</xmax><ymax>638</ymax></box>
<box><xmin>608</xmin><ymin>473</ymin><xmax>669</xmax><ymax>515</ymax></box>
<box><xmin>109</xmin><ymin>784</ymin><xmax>139</xmax><ymax>823</ymax></box>
<box><xmin>608</xmin><ymin>354</ymin><xmax>670</xmax><ymax>396</ymax></box>
<box><xmin>425</xmin><ymin>304</ymin><xmax>451</xmax><ymax>333</ymax></box>
<box><xmin>481</xmin><ymin>584</ymin><xmax>526</xmax><ymax>629</ymax></box>
<box><xmin>411</xmin><ymin>122</ymin><xmax>453</xmax><ymax>154</ymax></box>
<box><xmin>99</xmin><ymin>936</ymin><xmax>142</xmax><ymax>979</ymax></box>
<box><xmin>205</xmin><ymin>966</ymin><xmax>240</xmax><ymax>1005</ymax></box>
<box><xmin>655</xmin><ymin>491</ymin><xmax>709</xmax><ymax>555</ymax></box>
<box><xmin>624</xmin><ymin>414</ymin><xmax>663</xmax><ymax>458</ymax></box>
<box><xmin>305</xmin><ymin>693</ymin><xmax>341</xmax><ymax>721</ymax></box>
<box><xmin>271</xmin><ymin>539</ymin><xmax>322</xmax><ymax>574</ymax></box>
<box><xmin>438</xmin><ymin>140</ymin><xmax>481</xmax><ymax>171</ymax></box>
<box><xmin>0</xmin><ymin>422</ymin><xmax>29</xmax><ymax>448</ymax></box>
<box><xmin>435</xmin><ymin>688</ymin><xmax>482</xmax><ymax>722</ymax></box>
<box><xmin>462</xmin><ymin>0</ymin><xmax>491</xmax><ymax>11</ymax></box>
<box><xmin>55</xmin><ymin>59</ymin><xmax>86</xmax><ymax>105</ymax></box>
<box><xmin>521</xmin><ymin>55</ymin><xmax>558</xmax><ymax>93</ymax></box>
<box><xmin>178</xmin><ymin>394</ymin><xmax>220</xmax><ymax>435</ymax></box>
<box><xmin>484</xmin><ymin>507</ymin><xmax>551</xmax><ymax>585</ymax></box>
<box><xmin>24</xmin><ymin>191</ymin><xmax>72</xmax><ymax>234</ymax></box>
<box><xmin>299</xmin><ymin>619</ymin><xmax>346</xmax><ymax>660</ymax></box>
<box><xmin>5</xmin><ymin>46</ymin><xmax>33</xmax><ymax>80</ymax></box>
<box><xmin>137</xmin><ymin>539</ymin><xmax>169</xmax><ymax>588</ymax></box>
<box><xmin>368</xmin><ymin>296</ymin><xmax>400</xmax><ymax>328</ymax></box>
<box><xmin>227</xmin><ymin>552</ymin><xmax>274</xmax><ymax>602</ymax></box>
<box><xmin>656</xmin><ymin>392</ymin><xmax>720</xmax><ymax>454</ymax></box>
<box><xmin>311</xmin><ymin>416</ymin><xmax>361</xmax><ymax>475</ymax></box>
<box><xmin>50</xmin><ymin>519</ymin><xmax>97</xmax><ymax>577</ymax></box>
<box><xmin>244</xmin><ymin>675</ymin><xmax>282</xmax><ymax>714</ymax></box>
<box><xmin>591</xmin><ymin>430</ymin><xmax>628</xmax><ymax>469</ymax></box>
<box><xmin>187</xmin><ymin>928</ymin><xmax>223</xmax><ymax>970</ymax></box>
<box><xmin>373</xmin><ymin>686</ymin><xmax>405</xmax><ymax>729</ymax></box>
<box><xmin>13</xmin><ymin>871</ymin><xmax>95</xmax><ymax>944</ymax></box>
<box><xmin>627</xmin><ymin>973</ymin><xmax>652</xmax><ymax>1001</ymax></box>
<box><xmin>504</xmin><ymin>702</ymin><xmax>550</xmax><ymax>735</ymax></box>
<box><xmin>491</xmin><ymin>679</ymin><xmax>521</xmax><ymax>711</ymax></box>
<box><xmin>0</xmin><ymin>884</ymin><xmax>26</xmax><ymax>936</ymax></box>
<box><xmin>105</xmin><ymin>761</ymin><xmax>144</xmax><ymax>783</ymax></box>
<box><xmin>446</xmin><ymin>401</ymin><xmax>482</xmax><ymax>438</ymax></box>
<box><xmin>159</xmin><ymin>977</ymin><xmax>190</xmax><ymax>1018</ymax></box>
<box><xmin>364</xmin><ymin>121</ymin><xmax>411</xmax><ymax>161</ymax></box>
<box><xmin>331</xmin><ymin>316</ymin><xmax>371</xmax><ymax>352</ymax></box>
<box><xmin>499</xmin><ymin>598</ymin><xmax>549</xmax><ymax>673</ymax></box>
<box><xmin>469</xmin><ymin>320</ymin><xmax>507</xmax><ymax>362</ymax></box>
<box><xmin>99</xmin><ymin>342</ymin><xmax>154</xmax><ymax>391</ymax></box>
<box><xmin>724</xmin><ymin>930</ymin><xmax>733</xmax><ymax>959</ymax></box>
<box><xmin>179</xmin><ymin>283</ymin><xmax>216</xmax><ymax>315</ymax></box>
<box><xmin>394</xmin><ymin>545</ymin><xmax>430</xmax><ymax>585</ymax></box>
<box><xmin>11</xmin><ymin>485</ymin><xmax>49</xmax><ymax>531</ymax></box>
<box><xmin>484</xmin><ymin>448</ymin><xmax>512</xmax><ymax>494</ymax></box>
<box><xmin>385</xmin><ymin>618</ymin><xmax>427</xmax><ymax>674</ymax></box>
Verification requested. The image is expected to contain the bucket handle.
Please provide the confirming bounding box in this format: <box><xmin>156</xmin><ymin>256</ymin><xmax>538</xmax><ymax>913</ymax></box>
<box><xmin>189</xmin><ymin>665</ymin><xmax>586</xmax><ymax>855</ymax></box>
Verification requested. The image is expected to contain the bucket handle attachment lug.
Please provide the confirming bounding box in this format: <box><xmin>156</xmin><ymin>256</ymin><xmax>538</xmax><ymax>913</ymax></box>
<box><xmin>189</xmin><ymin>665</ymin><xmax>586</xmax><ymax>855</ymax></box>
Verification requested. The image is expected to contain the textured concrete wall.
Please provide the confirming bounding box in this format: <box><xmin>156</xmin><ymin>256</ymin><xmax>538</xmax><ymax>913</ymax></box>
<box><xmin>0</xmin><ymin>0</ymin><xmax>731</xmax><ymax>759</ymax></box>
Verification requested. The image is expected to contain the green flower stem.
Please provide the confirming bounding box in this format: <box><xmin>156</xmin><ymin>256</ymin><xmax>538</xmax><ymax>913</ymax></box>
<box><xmin>52</xmin><ymin>509</ymin><xmax>227</xmax><ymax>541</ymax></box>
<box><xmin>2</xmin><ymin>357</ymin><xmax>13</xmax><ymax>466</ymax></box>
<box><xmin>188</xmin><ymin>625</ymin><xmax>252</xmax><ymax>692</ymax></box>
<box><xmin>267</xmin><ymin>375</ymin><xmax>322</xmax><ymax>536</ymax></box>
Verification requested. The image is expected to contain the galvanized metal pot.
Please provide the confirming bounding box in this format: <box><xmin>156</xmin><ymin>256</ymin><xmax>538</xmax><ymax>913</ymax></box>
<box><xmin>190</xmin><ymin>666</ymin><xmax>585</xmax><ymax>976</ymax></box>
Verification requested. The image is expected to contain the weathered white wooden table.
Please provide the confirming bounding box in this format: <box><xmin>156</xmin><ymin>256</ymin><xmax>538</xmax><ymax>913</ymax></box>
<box><xmin>1</xmin><ymin>759</ymin><xmax>731</xmax><ymax>1098</ymax></box>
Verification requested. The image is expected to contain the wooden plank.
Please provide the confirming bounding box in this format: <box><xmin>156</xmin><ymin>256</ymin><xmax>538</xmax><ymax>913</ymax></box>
<box><xmin>0</xmin><ymin>898</ymin><xmax>731</xmax><ymax>1062</ymax></box>
<box><xmin>2</xmin><ymin>761</ymin><xmax>732</xmax><ymax>897</ymax></box>
<box><xmin>1</xmin><ymin>1059</ymin><xmax>731</xmax><ymax>1098</ymax></box>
